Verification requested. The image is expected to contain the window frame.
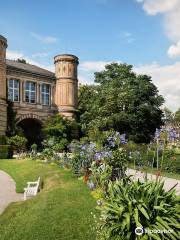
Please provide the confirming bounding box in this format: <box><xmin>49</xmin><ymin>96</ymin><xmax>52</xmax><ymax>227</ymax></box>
<box><xmin>8</xmin><ymin>79</ymin><xmax>20</xmax><ymax>102</ymax></box>
<box><xmin>25</xmin><ymin>81</ymin><xmax>36</xmax><ymax>104</ymax></box>
<box><xmin>41</xmin><ymin>83</ymin><xmax>51</xmax><ymax>106</ymax></box>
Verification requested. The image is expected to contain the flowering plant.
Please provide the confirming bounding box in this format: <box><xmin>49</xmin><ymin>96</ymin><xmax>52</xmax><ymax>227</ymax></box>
<box><xmin>106</xmin><ymin>131</ymin><xmax>127</xmax><ymax>149</ymax></box>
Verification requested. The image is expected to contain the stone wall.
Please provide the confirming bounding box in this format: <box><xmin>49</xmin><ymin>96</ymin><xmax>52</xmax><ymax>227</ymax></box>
<box><xmin>0</xmin><ymin>35</ymin><xmax>7</xmax><ymax>135</ymax></box>
<box><xmin>6</xmin><ymin>68</ymin><xmax>57</xmax><ymax>124</ymax></box>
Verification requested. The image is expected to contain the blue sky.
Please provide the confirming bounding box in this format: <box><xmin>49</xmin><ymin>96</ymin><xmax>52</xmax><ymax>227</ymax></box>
<box><xmin>1</xmin><ymin>0</ymin><xmax>180</xmax><ymax>110</ymax></box>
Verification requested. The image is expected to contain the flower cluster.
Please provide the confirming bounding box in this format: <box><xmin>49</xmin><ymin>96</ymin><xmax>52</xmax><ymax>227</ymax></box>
<box><xmin>107</xmin><ymin>131</ymin><xmax>127</xmax><ymax>148</ymax></box>
<box><xmin>94</xmin><ymin>151</ymin><xmax>112</xmax><ymax>161</ymax></box>
<box><xmin>154</xmin><ymin>127</ymin><xmax>177</xmax><ymax>142</ymax></box>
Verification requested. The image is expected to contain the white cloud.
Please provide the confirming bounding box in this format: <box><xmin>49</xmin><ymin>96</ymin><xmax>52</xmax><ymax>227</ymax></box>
<box><xmin>32</xmin><ymin>52</ymin><xmax>49</xmax><ymax>58</ymax></box>
<box><xmin>80</xmin><ymin>61</ymin><xmax>110</xmax><ymax>72</ymax></box>
<box><xmin>135</xmin><ymin>61</ymin><xmax>180</xmax><ymax>111</ymax></box>
<box><xmin>30</xmin><ymin>32</ymin><xmax>57</xmax><ymax>44</ymax></box>
<box><xmin>119</xmin><ymin>32</ymin><xmax>135</xmax><ymax>44</ymax></box>
<box><xmin>168</xmin><ymin>41</ymin><xmax>180</xmax><ymax>58</ymax></box>
<box><xmin>164</xmin><ymin>4</ymin><xmax>180</xmax><ymax>42</ymax></box>
<box><xmin>6</xmin><ymin>50</ymin><xmax>24</xmax><ymax>60</ymax></box>
<box><xmin>78</xmin><ymin>61</ymin><xmax>109</xmax><ymax>85</ymax></box>
<box><xmin>136</xmin><ymin>0</ymin><xmax>180</xmax><ymax>57</ymax></box>
<box><xmin>138</xmin><ymin>0</ymin><xmax>179</xmax><ymax>15</ymax></box>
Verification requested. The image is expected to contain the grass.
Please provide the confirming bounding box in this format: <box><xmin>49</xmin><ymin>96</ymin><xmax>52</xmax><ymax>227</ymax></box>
<box><xmin>0</xmin><ymin>159</ymin><xmax>96</xmax><ymax>240</ymax></box>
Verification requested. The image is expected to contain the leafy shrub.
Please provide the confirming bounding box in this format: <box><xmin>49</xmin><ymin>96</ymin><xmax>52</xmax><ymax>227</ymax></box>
<box><xmin>31</xmin><ymin>143</ymin><xmax>37</xmax><ymax>152</ymax></box>
<box><xmin>43</xmin><ymin>114</ymin><xmax>79</xmax><ymax>151</ymax></box>
<box><xmin>90</xmin><ymin>162</ymin><xmax>112</xmax><ymax>191</ymax></box>
<box><xmin>98</xmin><ymin>180</ymin><xmax>180</xmax><ymax>240</ymax></box>
<box><xmin>7</xmin><ymin>135</ymin><xmax>27</xmax><ymax>153</ymax></box>
<box><xmin>163</xmin><ymin>149</ymin><xmax>180</xmax><ymax>174</ymax></box>
<box><xmin>106</xmin><ymin>148</ymin><xmax>128</xmax><ymax>179</ymax></box>
<box><xmin>69</xmin><ymin>140</ymin><xmax>97</xmax><ymax>175</ymax></box>
<box><xmin>0</xmin><ymin>135</ymin><xmax>6</xmax><ymax>145</ymax></box>
<box><xmin>0</xmin><ymin>145</ymin><xmax>12</xmax><ymax>159</ymax></box>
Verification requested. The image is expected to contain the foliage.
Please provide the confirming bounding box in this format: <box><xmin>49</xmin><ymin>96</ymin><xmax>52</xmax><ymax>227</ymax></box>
<box><xmin>90</xmin><ymin>162</ymin><xmax>112</xmax><ymax>191</ymax></box>
<box><xmin>69</xmin><ymin>140</ymin><xmax>97</xmax><ymax>175</ymax></box>
<box><xmin>17</xmin><ymin>58</ymin><xmax>27</xmax><ymax>64</ymax></box>
<box><xmin>174</xmin><ymin>108</ymin><xmax>180</xmax><ymax>126</ymax></box>
<box><xmin>7</xmin><ymin>135</ymin><xmax>27</xmax><ymax>152</ymax></box>
<box><xmin>42</xmin><ymin>114</ymin><xmax>79</xmax><ymax>151</ymax></box>
<box><xmin>98</xmin><ymin>179</ymin><xmax>180</xmax><ymax>240</ymax></box>
<box><xmin>31</xmin><ymin>143</ymin><xmax>37</xmax><ymax>152</ymax></box>
<box><xmin>0</xmin><ymin>135</ymin><xmax>6</xmax><ymax>145</ymax></box>
<box><xmin>78</xmin><ymin>63</ymin><xmax>164</xmax><ymax>143</ymax></box>
<box><xmin>162</xmin><ymin>107</ymin><xmax>180</xmax><ymax>127</ymax></box>
<box><xmin>0</xmin><ymin>145</ymin><xmax>12</xmax><ymax>159</ymax></box>
<box><xmin>107</xmin><ymin>148</ymin><xmax>128</xmax><ymax>179</ymax></box>
<box><xmin>163</xmin><ymin>149</ymin><xmax>180</xmax><ymax>174</ymax></box>
<box><xmin>70</xmin><ymin>131</ymin><xmax>129</xmax><ymax>183</ymax></box>
<box><xmin>6</xmin><ymin>101</ymin><xmax>24</xmax><ymax>137</ymax></box>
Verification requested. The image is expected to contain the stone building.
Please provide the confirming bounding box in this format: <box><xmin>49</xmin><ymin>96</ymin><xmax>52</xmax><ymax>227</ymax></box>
<box><xmin>0</xmin><ymin>35</ymin><xmax>78</xmax><ymax>145</ymax></box>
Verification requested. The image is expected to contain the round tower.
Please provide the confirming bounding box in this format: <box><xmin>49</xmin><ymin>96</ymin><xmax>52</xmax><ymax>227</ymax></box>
<box><xmin>54</xmin><ymin>54</ymin><xmax>79</xmax><ymax>118</ymax></box>
<box><xmin>0</xmin><ymin>35</ymin><xmax>7</xmax><ymax>135</ymax></box>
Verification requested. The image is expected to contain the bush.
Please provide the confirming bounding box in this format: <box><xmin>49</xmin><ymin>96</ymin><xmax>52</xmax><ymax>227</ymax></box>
<box><xmin>7</xmin><ymin>135</ymin><xmax>27</xmax><ymax>153</ymax></box>
<box><xmin>98</xmin><ymin>180</ymin><xmax>180</xmax><ymax>240</ymax></box>
<box><xmin>106</xmin><ymin>148</ymin><xmax>128</xmax><ymax>179</ymax></box>
<box><xmin>0</xmin><ymin>135</ymin><xmax>6</xmax><ymax>145</ymax></box>
<box><xmin>0</xmin><ymin>145</ymin><xmax>12</xmax><ymax>159</ymax></box>
<box><xmin>163</xmin><ymin>149</ymin><xmax>180</xmax><ymax>174</ymax></box>
<box><xmin>42</xmin><ymin>114</ymin><xmax>79</xmax><ymax>151</ymax></box>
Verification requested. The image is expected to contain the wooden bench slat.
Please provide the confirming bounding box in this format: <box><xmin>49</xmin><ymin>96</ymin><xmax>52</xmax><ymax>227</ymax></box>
<box><xmin>24</xmin><ymin>177</ymin><xmax>40</xmax><ymax>200</ymax></box>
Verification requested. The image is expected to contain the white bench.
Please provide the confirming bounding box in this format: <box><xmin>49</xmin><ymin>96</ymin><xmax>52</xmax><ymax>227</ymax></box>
<box><xmin>24</xmin><ymin>177</ymin><xmax>40</xmax><ymax>200</ymax></box>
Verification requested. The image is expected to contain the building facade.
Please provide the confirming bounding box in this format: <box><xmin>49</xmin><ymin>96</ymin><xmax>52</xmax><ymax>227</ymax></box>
<box><xmin>0</xmin><ymin>35</ymin><xmax>79</xmax><ymax>139</ymax></box>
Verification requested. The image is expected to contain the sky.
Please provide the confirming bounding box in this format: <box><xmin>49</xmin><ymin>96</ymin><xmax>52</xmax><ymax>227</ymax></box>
<box><xmin>0</xmin><ymin>0</ymin><xmax>180</xmax><ymax>111</ymax></box>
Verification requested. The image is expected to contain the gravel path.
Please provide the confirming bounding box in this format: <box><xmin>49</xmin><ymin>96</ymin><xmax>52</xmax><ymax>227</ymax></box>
<box><xmin>127</xmin><ymin>168</ymin><xmax>180</xmax><ymax>194</ymax></box>
<box><xmin>0</xmin><ymin>170</ymin><xmax>23</xmax><ymax>215</ymax></box>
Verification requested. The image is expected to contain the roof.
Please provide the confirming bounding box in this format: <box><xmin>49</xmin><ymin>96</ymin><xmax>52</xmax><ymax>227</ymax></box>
<box><xmin>6</xmin><ymin>59</ymin><xmax>55</xmax><ymax>79</ymax></box>
<box><xmin>0</xmin><ymin>35</ymin><xmax>7</xmax><ymax>45</ymax></box>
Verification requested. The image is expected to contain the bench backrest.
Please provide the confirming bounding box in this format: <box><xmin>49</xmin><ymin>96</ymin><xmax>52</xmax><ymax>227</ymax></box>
<box><xmin>27</xmin><ymin>177</ymin><xmax>40</xmax><ymax>194</ymax></box>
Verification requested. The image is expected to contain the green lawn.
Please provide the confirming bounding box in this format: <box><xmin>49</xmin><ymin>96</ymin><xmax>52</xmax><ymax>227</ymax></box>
<box><xmin>0</xmin><ymin>159</ymin><xmax>96</xmax><ymax>240</ymax></box>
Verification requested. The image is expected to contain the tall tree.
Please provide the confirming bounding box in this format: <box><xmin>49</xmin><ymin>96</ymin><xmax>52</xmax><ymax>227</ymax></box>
<box><xmin>78</xmin><ymin>63</ymin><xmax>164</xmax><ymax>143</ymax></box>
<box><xmin>174</xmin><ymin>108</ymin><xmax>180</xmax><ymax>127</ymax></box>
<box><xmin>163</xmin><ymin>107</ymin><xmax>174</xmax><ymax>126</ymax></box>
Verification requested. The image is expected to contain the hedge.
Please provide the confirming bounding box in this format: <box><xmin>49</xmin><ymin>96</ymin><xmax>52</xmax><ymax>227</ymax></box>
<box><xmin>0</xmin><ymin>145</ymin><xmax>12</xmax><ymax>159</ymax></box>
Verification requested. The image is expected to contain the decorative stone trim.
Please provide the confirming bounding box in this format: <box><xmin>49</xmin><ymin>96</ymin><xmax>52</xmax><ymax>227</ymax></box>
<box><xmin>16</xmin><ymin>113</ymin><xmax>43</xmax><ymax>124</ymax></box>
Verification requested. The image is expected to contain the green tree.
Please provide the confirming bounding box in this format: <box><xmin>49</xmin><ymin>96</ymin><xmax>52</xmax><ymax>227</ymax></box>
<box><xmin>78</xmin><ymin>63</ymin><xmax>164</xmax><ymax>143</ymax></box>
<box><xmin>174</xmin><ymin>108</ymin><xmax>180</xmax><ymax>127</ymax></box>
<box><xmin>163</xmin><ymin>107</ymin><xmax>174</xmax><ymax>125</ymax></box>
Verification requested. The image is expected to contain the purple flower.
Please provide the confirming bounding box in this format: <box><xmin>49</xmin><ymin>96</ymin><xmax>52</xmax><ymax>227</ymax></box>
<box><xmin>81</xmin><ymin>144</ymin><xmax>87</xmax><ymax>150</ymax></box>
<box><xmin>94</xmin><ymin>152</ymin><xmax>102</xmax><ymax>161</ymax></box>
<box><xmin>154</xmin><ymin>128</ymin><xmax>161</xmax><ymax>140</ymax></box>
<box><xmin>168</xmin><ymin>128</ymin><xmax>177</xmax><ymax>141</ymax></box>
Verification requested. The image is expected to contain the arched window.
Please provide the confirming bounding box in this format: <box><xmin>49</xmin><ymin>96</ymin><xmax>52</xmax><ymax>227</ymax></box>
<box><xmin>8</xmin><ymin>79</ymin><xmax>19</xmax><ymax>102</ymax></box>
